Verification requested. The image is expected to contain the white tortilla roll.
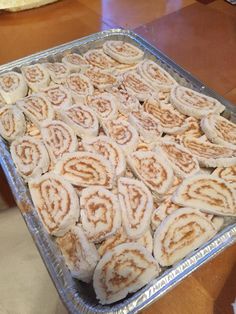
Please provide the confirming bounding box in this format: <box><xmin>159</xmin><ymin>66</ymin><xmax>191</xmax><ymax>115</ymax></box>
<box><xmin>170</xmin><ymin>85</ymin><xmax>225</xmax><ymax>118</ymax></box>
<box><xmin>60</xmin><ymin>104</ymin><xmax>98</xmax><ymax>139</ymax></box>
<box><xmin>82</xmin><ymin>136</ymin><xmax>126</xmax><ymax>177</ymax></box>
<box><xmin>156</xmin><ymin>140</ymin><xmax>200</xmax><ymax>178</ymax></box>
<box><xmin>129</xmin><ymin>110</ymin><xmax>163</xmax><ymax>142</ymax></box>
<box><xmin>86</xmin><ymin>92</ymin><xmax>118</xmax><ymax>122</ymax></box>
<box><xmin>0</xmin><ymin>71</ymin><xmax>28</xmax><ymax>104</ymax></box>
<box><xmin>122</xmin><ymin>71</ymin><xmax>154</xmax><ymax>101</ymax></box>
<box><xmin>212</xmin><ymin>166</ymin><xmax>236</xmax><ymax>190</ymax></box>
<box><xmin>66</xmin><ymin>73</ymin><xmax>93</xmax><ymax>102</ymax></box>
<box><xmin>162</xmin><ymin>175</ymin><xmax>183</xmax><ymax>201</ymax></box>
<box><xmin>138</xmin><ymin>59</ymin><xmax>177</xmax><ymax>90</ymax></box>
<box><xmin>153</xmin><ymin>208</ymin><xmax>217</xmax><ymax>266</ymax></box>
<box><xmin>0</xmin><ymin>94</ymin><xmax>6</xmax><ymax>107</ymax></box>
<box><xmin>182</xmin><ymin>116</ymin><xmax>204</xmax><ymax>138</ymax></box>
<box><xmin>54</xmin><ymin>151</ymin><xmax>115</xmax><ymax>189</ymax></box>
<box><xmin>41</xmin><ymin>119</ymin><xmax>78</xmax><ymax>164</ymax></box>
<box><xmin>118</xmin><ymin>177</ymin><xmax>153</xmax><ymax>239</ymax></box>
<box><xmin>113</xmin><ymin>63</ymin><xmax>138</xmax><ymax>75</ymax></box>
<box><xmin>10</xmin><ymin>135</ymin><xmax>49</xmax><ymax>181</ymax></box>
<box><xmin>172</xmin><ymin>174</ymin><xmax>236</xmax><ymax>216</ymax></box>
<box><xmin>98</xmin><ymin>227</ymin><xmax>153</xmax><ymax>256</ymax></box>
<box><xmin>62</xmin><ymin>53</ymin><xmax>90</xmax><ymax>73</ymax></box>
<box><xmin>201</xmin><ymin>114</ymin><xmax>236</xmax><ymax>149</ymax></box>
<box><xmin>21</xmin><ymin>63</ymin><xmax>50</xmax><ymax>92</ymax></box>
<box><xmin>44</xmin><ymin>62</ymin><xmax>70</xmax><ymax>84</ymax></box>
<box><xmin>16</xmin><ymin>94</ymin><xmax>55</xmax><ymax>127</ymax></box>
<box><xmin>84</xmin><ymin>49</ymin><xmax>118</xmax><ymax>71</ymax></box>
<box><xmin>93</xmin><ymin>243</ymin><xmax>160</xmax><ymax>304</ymax></box>
<box><xmin>84</xmin><ymin>67</ymin><xmax>118</xmax><ymax>91</ymax></box>
<box><xmin>0</xmin><ymin>105</ymin><xmax>26</xmax><ymax>142</ymax></box>
<box><xmin>29</xmin><ymin>173</ymin><xmax>80</xmax><ymax>236</ymax></box>
<box><xmin>102</xmin><ymin>118</ymin><xmax>139</xmax><ymax>155</ymax></box>
<box><xmin>103</xmin><ymin>40</ymin><xmax>144</xmax><ymax>64</ymax></box>
<box><xmin>143</xmin><ymin>97</ymin><xmax>189</xmax><ymax>135</ymax></box>
<box><xmin>127</xmin><ymin>150</ymin><xmax>174</xmax><ymax>198</ymax></box>
<box><xmin>80</xmin><ymin>186</ymin><xmax>121</xmax><ymax>242</ymax></box>
<box><xmin>151</xmin><ymin>198</ymin><xmax>180</xmax><ymax>231</ymax></box>
<box><xmin>25</xmin><ymin>120</ymin><xmax>41</xmax><ymax>139</ymax></box>
<box><xmin>111</xmin><ymin>87</ymin><xmax>140</xmax><ymax>115</ymax></box>
<box><xmin>182</xmin><ymin>136</ymin><xmax>236</xmax><ymax>168</ymax></box>
<box><xmin>56</xmin><ymin>225</ymin><xmax>100</xmax><ymax>283</ymax></box>
<box><xmin>41</xmin><ymin>84</ymin><xmax>73</xmax><ymax>110</ymax></box>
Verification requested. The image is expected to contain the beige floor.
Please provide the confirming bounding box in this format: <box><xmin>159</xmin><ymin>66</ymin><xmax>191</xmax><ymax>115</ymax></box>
<box><xmin>0</xmin><ymin>207</ymin><xmax>68</xmax><ymax>314</ymax></box>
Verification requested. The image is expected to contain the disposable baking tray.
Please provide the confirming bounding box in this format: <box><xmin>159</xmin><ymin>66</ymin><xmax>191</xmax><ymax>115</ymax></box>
<box><xmin>0</xmin><ymin>29</ymin><xmax>236</xmax><ymax>314</ymax></box>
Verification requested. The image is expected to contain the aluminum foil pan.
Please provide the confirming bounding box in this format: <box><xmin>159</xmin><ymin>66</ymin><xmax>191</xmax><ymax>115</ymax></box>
<box><xmin>0</xmin><ymin>29</ymin><xmax>236</xmax><ymax>314</ymax></box>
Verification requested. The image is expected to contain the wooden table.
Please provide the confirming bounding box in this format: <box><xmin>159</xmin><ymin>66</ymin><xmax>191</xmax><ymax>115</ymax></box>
<box><xmin>0</xmin><ymin>1</ymin><xmax>235</xmax><ymax>313</ymax></box>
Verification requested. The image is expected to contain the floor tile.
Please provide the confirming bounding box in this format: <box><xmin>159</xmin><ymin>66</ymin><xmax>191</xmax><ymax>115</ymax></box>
<box><xmin>78</xmin><ymin>0</ymin><xmax>195</xmax><ymax>29</ymax></box>
<box><xmin>0</xmin><ymin>0</ymin><xmax>115</xmax><ymax>65</ymax></box>
<box><xmin>135</xmin><ymin>2</ymin><xmax>236</xmax><ymax>95</ymax></box>
<box><xmin>0</xmin><ymin>207</ymin><xmax>67</xmax><ymax>314</ymax></box>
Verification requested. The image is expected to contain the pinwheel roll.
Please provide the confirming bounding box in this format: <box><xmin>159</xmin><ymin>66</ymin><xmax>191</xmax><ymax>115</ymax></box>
<box><xmin>111</xmin><ymin>87</ymin><xmax>140</xmax><ymax>115</ymax></box>
<box><xmin>172</xmin><ymin>174</ymin><xmax>236</xmax><ymax>216</ymax></box>
<box><xmin>10</xmin><ymin>135</ymin><xmax>49</xmax><ymax>180</ymax></box>
<box><xmin>60</xmin><ymin>104</ymin><xmax>98</xmax><ymax>138</ymax></box>
<box><xmin>21</xmin><ymin>63</ymin><xmax>50</xmax><ymax>92</ymax></box>
<box><xmin>84</xmin><ymin>67</ymin><xmax>118</xmax><ymax>91</ymax></box>
<box><xmin>182</xmin><ymin>136</ymin><xmax>236</xmax><ymax>168</ymax></box>
<box><xmin>182</xmin><ymin>117</ymin><xmax>204</xmax><ymax>138</ymax></box>
<box><xmin>84</xmin><ymin>49</ymin><xmax>118</xmax><ymax>71</ymax></box>
<box><xmin>127</xmin><ymin>150</ymin><xmax>174</xmax><ymax>198</ymax></box>
<box><xmin>16</xmin><ymin>94</ymin><xmax>55</xmax><ymax>127</ymax></box>
<box><xmin>82</xmin><ymin>136</ymin><xmax>126</xmax><ymax>177</ymax></box>
<box><xmin>98</xmin><ymin>227</ymin><xmax>153</xmax><ymax>256</ymax></box>
<box><xmin>118</xmin><ymin>177</ymin><xmax>153</xmax><ymax>239</ymax></box>
<box><xmin>25</xmin><ymin>120</ymin><xmax>41</xmax><ymax>139</ymax></box>
<box><xmin>56</xmin><ymin>225</ymin><xmax>100</xmax><ymax>283</ymax></box>
<box><xmin>154</xmin><ymin>88</ymin><xmax>171</xmax><ymax>104</ymax></box>
<box><xmin>103</xmin><ymin>40</ymin><xmax>144</xmax><ymax>64</ymax></box>
<box><xmin>86</xmin><ymin>92</ymin><xmax>118</xmax><ymax>122</ymax></box>
<box><xmin>153</xmin><ymin>208</ymin><xmax>217</xmax><ymax>267</ymax></box>
<box><xmin>41</xmin><ymin>85</ymin><xmax>73</xmax><ymax>110</ymax></box>
<box><xmin>41</xmin><ymin>119</ymin><xmax>78</xmax><ymax>164</ymax></box>
<box><xmin>54</xmin><ymin>151</ymin><xmax>115</xmax><ymax>189</ymax></box>
<box><xmin>122</xmin><ymin>71</ymin><xmax>154</xmax><ymax>101</ymax></box>
<box><xmin>201</xmin><ymin>114</ymin><xmax>236</xmax><ymax>149</ymax></box>
<box><xmin>29</xmin><ymin>173</ymin><xmax>80</xmax><ymax>236</ymax></box>
<box><xmin>0</xmin><ymin>71</ymin><xmax>28</xmax><ymax>104</ymax></box>
<box><xmin>138</xmin><ymin>59</ymin><xmax>177</xmax><ymax>90</ymax></box>
<box><xmin>151</xmin><ymin>198</ymin><xmax>181</xmax><ymax>231</ymax></box>
<box><xmin>212</xmin><ymin>166</ymin><xmax>236</xmax><ymax>190</ymax></box>
<box><xmin>93</xmin><ymin>243</ymin><xmax>160</xmax><ymax>304</ymax></box>
<box><xmin>102</xmin><ymin>118</ymin><xmax>139</xmax><ymax>155</ymax></box>
<box><xmin>170</xmin><ymin>85</ymin><xmax>225</xmax><ymax>118</ymax></box>
<box><xmin>66</xmin><ymin>73</ymin><xmax>94</xmax><ymax>102</ymax></box>
<box><xmin>62</xmin><ymin>53</ymin><xmax>90</xmax><ymax>73</ymax></box>
<box><xmin>163</xmin><ymin>176</ymin><xmax>183</xmax><ymax>201</ymax></box>
<box><xmin>80</xmin><ymin>186</ymin><xmax>121</xmax><ymax>242</ymax></box>
<box><xmin>156</xmin><ymin>141</ymin><xmax>200</xmax><ymax>178</ymax></box>
<box><xmin>144</xmin><ymin>98</ymin><xmax>189</xmax><ymax>135</ymax></box>
<box><xmin>0</xmin><ymin>94</ymin><xmax>6</xmax><ymax>107</ymax></box>
<box><xmin>129</xmin><ymin>110</ymin><xmax>162</xmax><ymax>142</ymax></box>
<box><xmin>44</xmin><ymin>62</ymin><xmax>70</xmax><ymax>84</ymax></box>
<box><xmin>113</xmin><ymin>63</ymin><xmax>138</xmax><ymax>75</ymax></box>
<box><xmin>0</xmin><ymin>105</ymin><xmax>26</xmax><ymax>142</ymax></box>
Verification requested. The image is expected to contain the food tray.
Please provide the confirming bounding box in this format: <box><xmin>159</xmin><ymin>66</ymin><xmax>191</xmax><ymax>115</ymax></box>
<box><xmin>0</xmin><ymin>29</ymin><xmax>236</xmax><ymax>314</ymax></box>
